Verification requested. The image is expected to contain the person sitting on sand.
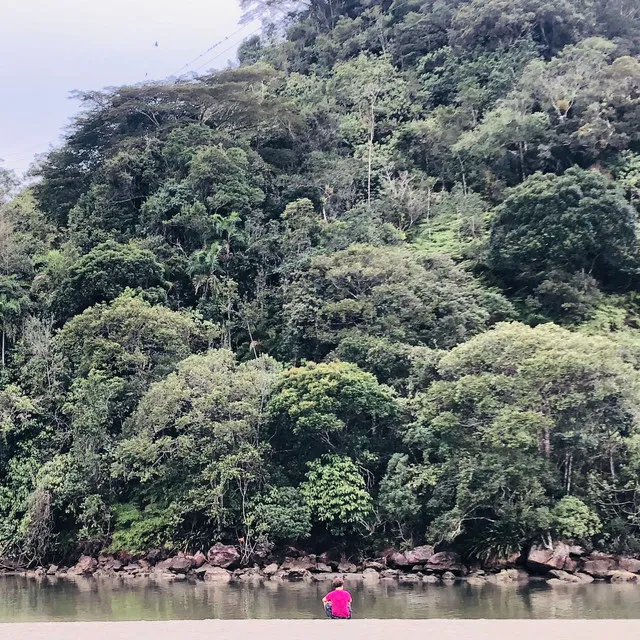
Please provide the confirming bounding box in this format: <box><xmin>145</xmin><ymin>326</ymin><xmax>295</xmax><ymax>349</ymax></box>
<box><xmin>322</xmin><ymin>577</ymin><xmax>352</xmax><ymax>619</ymax></box>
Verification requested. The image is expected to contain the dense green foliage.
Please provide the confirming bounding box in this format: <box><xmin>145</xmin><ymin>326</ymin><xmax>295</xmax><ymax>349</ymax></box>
<box><xmin>2</xmin><ymin>0</ymin><xmax>640</xmax><ymax>565</ymax></box>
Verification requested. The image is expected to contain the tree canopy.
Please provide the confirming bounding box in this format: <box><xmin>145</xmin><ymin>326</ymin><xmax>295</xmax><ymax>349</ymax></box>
<box><xmin>3</xmin><ymin>0</ymin><xmax>640</xmax><ymax>565</ymax></box>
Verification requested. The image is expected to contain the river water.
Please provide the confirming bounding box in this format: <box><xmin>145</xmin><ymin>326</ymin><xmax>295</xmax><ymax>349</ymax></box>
<box><xmin>2</xmin><ymin>575</ymin><xmax>640</xmax><ymax>621</ymax></box>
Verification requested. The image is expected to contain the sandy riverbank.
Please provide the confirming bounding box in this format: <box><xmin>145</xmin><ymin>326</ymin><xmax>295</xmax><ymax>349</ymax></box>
<box><xmin>4</xmin><ymin>619</ymin><xmax>640</xmax><ymax>640</ymax></box>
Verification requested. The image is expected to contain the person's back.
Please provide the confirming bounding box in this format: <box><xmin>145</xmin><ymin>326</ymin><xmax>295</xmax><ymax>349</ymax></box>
<box><xmin>322</xmin><ymin>577</ymin><xmax>352</xmax><ymax>619</ymax></box>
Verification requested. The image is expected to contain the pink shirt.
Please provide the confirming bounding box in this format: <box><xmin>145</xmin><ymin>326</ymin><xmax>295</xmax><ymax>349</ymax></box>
<box><xmin>325</xmin><ymin>589</ymin><xmax>351</xmax><ymax>618</ymax></box>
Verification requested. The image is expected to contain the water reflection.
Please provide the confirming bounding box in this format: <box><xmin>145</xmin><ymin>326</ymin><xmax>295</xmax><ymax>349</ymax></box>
<box><xmin>1</xmin><ymin>575</ymin><xmax>639</xmax><ymax>622</ymax></box>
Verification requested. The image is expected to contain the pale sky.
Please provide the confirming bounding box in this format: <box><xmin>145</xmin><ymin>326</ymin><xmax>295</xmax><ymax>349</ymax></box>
<box><xmin>0</xmin><ymin>0</ymin><xmax>256</xmax><ymax>173</ymax></box>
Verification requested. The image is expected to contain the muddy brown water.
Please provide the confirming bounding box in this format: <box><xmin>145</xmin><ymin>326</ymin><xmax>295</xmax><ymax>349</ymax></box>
<box><xmin>2</xmin><ymin>574</ymin><xmax>640</xmax><ymax>622</ymax></box>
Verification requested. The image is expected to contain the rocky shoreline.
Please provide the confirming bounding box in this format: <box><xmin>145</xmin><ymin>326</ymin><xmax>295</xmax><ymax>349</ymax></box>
<box><xmin>4</xmin><ymin>542</ymin><xmax>640</xmax><ymax>587</ymax></box>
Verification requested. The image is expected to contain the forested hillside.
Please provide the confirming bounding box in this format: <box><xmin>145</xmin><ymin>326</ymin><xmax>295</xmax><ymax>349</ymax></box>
<box><xmin>2</xmin><ymin>0</ymin><xmax>640</xmax><ymax>567</ymax></box>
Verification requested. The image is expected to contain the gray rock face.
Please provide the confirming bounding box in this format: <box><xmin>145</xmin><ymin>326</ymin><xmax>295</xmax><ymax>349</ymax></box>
<box><xmin>204</xmin><ymin>567</ymin><xmax>232</xmax><ymax>582</ymax></box>
<box><xmin>582</xmin><ymin>554</ymin><xmax>617</xmax><ymax>578</ymax></box>
<box><xmin>263</xmin><ymin>563</ymin><xmax>279</xmax><ymax>577</ymax></box>
<box><xmin>362</xmin><ymin>568</ymin><xmax>380</xmax><ymax>580</ymax></box>
<box><xmin>146</xmin><ymin>549</ymin><xmax>167</xmax><ymax>564</ymax></box>
<box><xmin>99</xmin><ymin>557</ymin><xmax>123</xmax><ymax>572</ymax></box>
<box><xmin>235</xmin><ymin>568</ymin><xmax>263</xmax><ymax>582</ymax></box>
<box><xmin>618</xmin><ymin>557</ymin><xmax>640</xmax><ymax>573</ymax></box>
<box><xmin>405</xmin><ymin>545</ymin><xmax>435</xmax><ymax>565</ymax></box>
<box><xmin>547</xmin><ymin>578</ymin><xmax>575</xmax><ymax>587</ymax></box>
<box><xmin>250</xmin><ymin>542</ymin><xmax>274</xmax><ymax>565</ymax></box>
<box><xmin>381</xmin><ymin>569</ymin><xmax>399</xmax><ymax>578</ymax></box>
<box><xmin>423</xmin><ymin>574</ymin><xmax>440</xmax><ymax>583</ymax></box>
<box><xmin>194</xmin><ymin>563</ymin><xmax>213</xmax><ymax>576</ymax></box>
<box><xmin>609</xmin><ymin>570</ymin><xmax>639</xmax><ymax>583</ymax></box>
<box><xmin>426</xmin><ymin>552</ymin><xmax>463</xmax><ymax>574</ymax></box>
<box><xmin>282</xmin><ymin>556</ymin><xmax>316</xmax><ymax>572</ymax></box>
<box><xmin>313</xmin><ymin>562</ymin><xmax>333</xmax><ymax>573</ymax></box>
<box><xmin>527</xmin><ymin>543</ymin><xmax>572</xmax><ymax>572</ymax></box>
<box><xmin>169</xmin><ymin>557</ymin><xmax>195</xmax><ymax>574</ymax></box>
<box><xmin>207</xmin><ymin>543</ymin><xmax>240</xmax><ymax>569</ymax></box>
<box><xmin>548</xmin><ymin>569</ymin><xmax>582</xmax><ymax>584</ymax></box>
<box><xmin>487</xmin><ymin>569</ymin><xmax>524</xmax><ymax>584</ymax></box>
<box><xmin>386</xmin><ymin>552</ymin><xmax>409</xmax><ymax>568</ymax></box>
<box><xmin>311</xmin><ymin>573</ymin><xmax>336</xmax><ymax>582</ymax></box>
<box><xmin>580</xmin><ymin>553</ymin><xmax>640</xmax><ymax>578</ymax></box>
<box><xmin>527</xmin><ymin>542</ymin><xmax>587</xmax><ymax>573</ymax></box>
<box><xmin>287</xmin><ymin>569</ymin><xmax>311</xmax><ymax>580</ymax></box>
<box><xmin>576</xmin><ymin>572</ymin><xmax>594</xmax><ymax>584</ymax></box>
<box><xmin>154</xmin><ymin>556</ymin><xmax>196</xmax><ymax>574</ymax></box>
<box><xmin>193</xmin><ymin>551</ymin><xmax>207</xmax><ymax>569</ymax></box>
<box><xmin>338</xmin><ymin>561</ymin><xmax>357</xmax><ymax>573</ymax></box>
<box><xmin>70</xmin><ymin>555</ymin><xmax>98</xmax><ymax>575</ymax></box>
<box><xmin>483</xmin><ymin>552</ymin><xmax>521</xmax><ymax>571</ymax></box>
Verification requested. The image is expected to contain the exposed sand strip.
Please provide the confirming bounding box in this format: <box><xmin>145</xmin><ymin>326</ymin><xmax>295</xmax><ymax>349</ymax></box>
<box><xmin>3</xmin><ymin>619</ymin><xmax>640</xmax><ymax>640</ymax></box>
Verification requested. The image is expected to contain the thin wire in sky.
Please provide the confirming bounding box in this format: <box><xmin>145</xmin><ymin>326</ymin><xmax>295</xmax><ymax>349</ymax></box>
<box><xmin>170</xmin><ymin>21</ymin><xmax>259</xmax><ymax>78</ymax></box>
<box><xmin>190</xmin><ymin>26</ymin><xmax>263</xmax><ymax>75</ymax></box>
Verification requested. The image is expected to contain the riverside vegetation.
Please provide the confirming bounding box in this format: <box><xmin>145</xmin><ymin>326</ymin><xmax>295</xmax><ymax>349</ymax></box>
<box><xmin>2</xmin><ymin>0</ymin><xmax>640</xmax><ymax>585</ymax></box>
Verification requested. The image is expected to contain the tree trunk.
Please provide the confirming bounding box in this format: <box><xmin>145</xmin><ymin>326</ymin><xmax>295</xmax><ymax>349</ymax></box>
<box><xmin>367</xmin><ymin>102</ymin><xmax>375</xmax><ymax>208</ymax></box>
<box><xmin>566</xmin><ymin>453</ymin><xmax>573</xmax><ymax>494</ymax></box>
<box><xmin>426</xmin><ymin>185</ymin><xmax>432</xmax><ymax>240</ymax></box>
<box><xmin>610</xmin><ymin>448</ymin><xmax>616</xmax><ymax>480</ymax></box>
<box><xmin>543</xmin><ymin>428</ymin><xmax>551</xmax><ymax>458</ymax></box>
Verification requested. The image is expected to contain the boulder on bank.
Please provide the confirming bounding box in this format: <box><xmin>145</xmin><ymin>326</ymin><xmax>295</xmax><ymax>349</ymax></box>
<box><xmin>235</xmin><ymin>567</ymin><xmax>263</xmax><ymax>582</ymax></box>
<box><xmin>146</xmin><ymin>549</ymin><xmax>168</xmax><ymax>564</ymax></box>
<box><xmin>338</xmin><ymin>561</ymin><xmax>357</xmax><ymax>573</ymax></box>
<box><xmin>207</xmin><ymin>543</ymin><xmax>240</xmax><ymax>569</ymax></box>
<box><xmin>311</xmin><ymin>573</ymin><xmax>336</xmax><ymax>582</ymax></box>
<box><xmin>313</xmin><ymin>562</ymin><xmax>333</xmax><ymax>573</ymax></box>
<box><xmin>250</xmin><ymin>542</ymin><xmax>274</xmax><ymax>565</ymax></box>
<box><xmin>548</xmin><ymin>569</ymin><xmax>582</xmax><ymax>584</ymax></box>
<box><xmin>527</xmin><ymin>542</ymin><xmax>584</xmax><ymax>572</ymax></box>
<box><xmin>582</xmin><ymin>553</ymin><xmax>618</xmax><ymax>579</ymax></box>
<box><xmin>70</xmin><ymin>555</ymin><xmax>98</xmax><ymax>575</ymax></box>
<box><xmin>169</xmin><ymin>557</ymin><xmax>195</xmax><ymax>573</ymax></box>
<box><xmin>193</xmin><ymin>551</ymin><xmax>207</xmax><ymax>569</ymax></box>
<box><xmin>204</xmin><ymin>567</ymin><xmax>232</xmax><ymax>582</ymax></box>
<box><xmin>318</xmin><ymin>550</ymin><xmax>340</xmax><ymax>568</ymax></box>
<box><xmin>386</xmin><ymin>551</ymin><xmax>409</xmax><ymax>568</ymax></box>
<box><xmin>282</xmin><ymin>556</ymin><xmax>316</xmax><ymax>573</ymax></box>
<box><xmin>156</xmin><ymin>556</ymin><xmax>195</xmax><ymax>574</ymax></box>
<box><xmin>580</xmin><ymin>553</ymin><xmax>640</xmax><ymax>578</ymax></box>
<box><xmin>618</xmin><ymin>557</ymin><xmax>640</xmax><ymax>573</ymax></box>
<box><xmin>426</xmin><ymin>552</ymin><xmax>464</xmax><ymax>575</ymax></box>
<box><xmin>483</xmin><ymin>552</ymin><xmax>522</xmax><ymax>571</ymax></box>
<box><xmin>609</xmin><ymin>570</ymin><xmax>639</xmax><ymax>583</ymax></box>
<box><xmin>99</xmin><ymin>557</ymin><xmax>123</xmax><ymax>572</ymax></box>
<box><xmin>405</xmin><ymin>546</ymin><xmax>435</xmax><ymax>565</ymax></box>
<box><xmin>576</xmin><ymin>572</ymin><xmax>594</xmax><ymax>583</ymax></box>
<box><xmin>486</xmin><ymin>569</ymin><xmax>526</xmax><ymax>585</ymax></box>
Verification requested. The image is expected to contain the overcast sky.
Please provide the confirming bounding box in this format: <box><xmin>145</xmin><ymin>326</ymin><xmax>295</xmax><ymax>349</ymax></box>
<box><xmin>0</xmin><ymin>0</ymin><xmax>254</xmax><ymax>173</ymax></box>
